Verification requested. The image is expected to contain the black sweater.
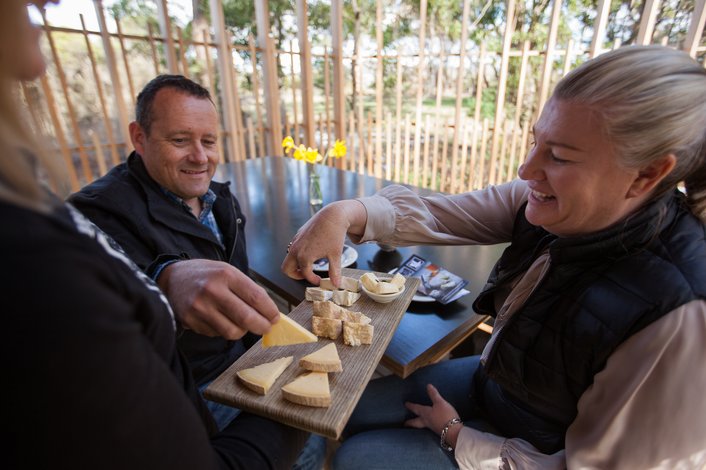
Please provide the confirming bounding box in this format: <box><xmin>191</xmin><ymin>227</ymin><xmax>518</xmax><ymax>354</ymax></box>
<box><xmin>2</xmin><ymin>201</ymin><xmax>305</xmax><ymax>469</ymax></box>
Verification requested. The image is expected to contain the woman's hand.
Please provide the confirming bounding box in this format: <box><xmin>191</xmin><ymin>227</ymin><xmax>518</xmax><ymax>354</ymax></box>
<box><xmin>281</xmin><ymin>200</ymin><xmax>367</xmax><ymax>287</ymax></box>
<box><xmin>405</xmin><ymin>384</ymin><xmax>463</xmax><ymax>449</ymax></box>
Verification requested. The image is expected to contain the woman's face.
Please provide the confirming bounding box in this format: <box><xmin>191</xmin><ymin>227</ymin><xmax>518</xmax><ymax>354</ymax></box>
<box><xmin>518</xmin><ymin>98</ymin><xmax>645</xmax><ymax>237</ymax></box>
<box><xmin>4</xmin><ymin>1</ymin><xmax>58</xmax><ymax>81</ymax></box>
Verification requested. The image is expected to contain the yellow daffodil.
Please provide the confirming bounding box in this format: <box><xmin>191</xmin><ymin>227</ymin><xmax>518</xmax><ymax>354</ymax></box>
<box><xmin>330</xmin><ymin>139</ymin><xmax>347</xmax><ymax>158</ymax></box>
<box><xmin>292</xmin><ymin>144</ymin><xmax>307</xmax><ymax>161</ymax></box>
<box><xmin>304</xmin><ymin>147</ymin><xmax>322</xmax><ymax>164</ymax></box>
<box><xmin>282</xmin><ymin>136</ymin><xmax>347</xmax><ymax>165</ymax></box>
<box><xmin>282</xmin><ymin>136</ymin><xmax>295</xmax><ymax>152</ymax></box>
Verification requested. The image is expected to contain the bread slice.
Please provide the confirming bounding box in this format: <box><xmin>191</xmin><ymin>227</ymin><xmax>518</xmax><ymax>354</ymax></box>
<box><xmin>299</xmin><ymin>343</ymin><xmax>342</xmax><ymax>373</ymax></box>
<box><xmin>236</xmin><ymin>356</ymin><xmax>293</xmax><ymax>395</ymax></box>
<box><xmin>281</xmin><ymin>371</ymin><xmax>331</xmax><ymax>407</ymax></box>
<box><xmin>262</xmin><ymin>313</ymin><xmax>318</xmax><ymax>348</ymax></box>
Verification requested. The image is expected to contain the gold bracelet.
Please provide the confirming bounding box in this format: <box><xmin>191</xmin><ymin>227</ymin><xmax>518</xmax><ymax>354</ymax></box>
<box><xmin>440</xmin><ymin>417</ymin><xmax>462</xmax><ymax>452</ymax></box>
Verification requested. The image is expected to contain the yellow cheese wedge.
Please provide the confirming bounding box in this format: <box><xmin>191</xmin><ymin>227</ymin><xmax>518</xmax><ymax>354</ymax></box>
<box><xmin>281</xmin><ymin>371</ymin><xmax>331</xmax><ymax>407</ymax></box>
<box><xmin>300</xmin><ymin>343</ymin><xmax>343</xmax><ymax>373</ymax></box>
<box><xmin>236</xmin><ymin>356</ymin><xmax>293</xmax><ymax>395</ymax></box>
<box><xmin>262</xmin><ymin>313</ymin><xmax>318</xmax><ymax>348</ymax></box>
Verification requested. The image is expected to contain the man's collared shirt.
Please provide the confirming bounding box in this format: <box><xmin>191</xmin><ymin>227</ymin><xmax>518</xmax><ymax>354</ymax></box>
<box><xmin>161</xmin><ymin>187</ymin><xmax>224</xmax><ymax>245</ymax></box>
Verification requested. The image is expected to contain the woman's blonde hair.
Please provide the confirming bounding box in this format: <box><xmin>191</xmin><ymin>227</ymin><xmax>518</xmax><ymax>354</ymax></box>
<box><xmin>0</xmin><ymin>0</ymin><xmax>66</xmax><ymax>212</ymax></box>
<box><xmin>553</xmin><ymin>45</ymin><xmax>706</xmax><ymax>222</ymax></box>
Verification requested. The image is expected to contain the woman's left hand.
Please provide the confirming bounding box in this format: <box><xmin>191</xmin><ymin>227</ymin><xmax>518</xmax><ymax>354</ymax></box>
<box><xmin>404</xmin><ymin>383</ymin><xmax>460</xmax><ymax>435</ymax></box>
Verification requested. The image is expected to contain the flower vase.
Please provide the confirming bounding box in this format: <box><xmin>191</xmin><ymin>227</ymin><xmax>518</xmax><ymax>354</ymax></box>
<box><xmin>309</xmin><ymin>170</ymin><xmax>323</xmax><ymax>211</ymax></box>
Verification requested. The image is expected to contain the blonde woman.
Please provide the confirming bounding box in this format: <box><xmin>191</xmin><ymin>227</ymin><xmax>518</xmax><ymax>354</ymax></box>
<box><xmin>2</xmin><ymin>2</ymin><xmax>306</xmax><ymax>468</ymax></box>
<box><xmin>283</xmin><ymin>46</ymin><xmax>706</xmax><ymax>469</ymax></box>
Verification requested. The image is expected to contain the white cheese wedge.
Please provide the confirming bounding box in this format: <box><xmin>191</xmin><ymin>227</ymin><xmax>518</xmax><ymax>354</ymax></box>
<box><xmin>376</xmin><ymin>281</ymin><xmax>400</xmax><ymax>294</ymax></box>
<box><xmin>299</xmin><ymin>343</ymin><xmax>342</xmax><ymax>373</ymax></box>
<box><xmin>311</xmin><ymin>316</ymin><xmax>343</xmax><ymax>340</ymax></box>
<box><xmin>281</xmin><ymin>371</ymin><xmax>331</xmax><ymax>407</ymax></box>
<box><xmin>390</xmin><ymin>273</ymin><xmax>406</xmax><ymax>289</ymax></box>
<box><xmin>236</xmin><ymin>356</ymin><xmax>293</xmax><ymax>395</ymax></box>
<box><xmin>332</xmin><ymin>289</ymin><xmax>361</xmax><ymax>307</ymax></box>
<box><xmin>339</xmin><ymin>276</ymin><xmax>360</xmax><ymax>293</ymax></box>
<box><xmin>262</xmin><ymin>313</ymin><xmax>318</xmax><ymax>348</ymax></box>
<box><xmin>360</xmin><ymin>272</ymin><xmax>380</xmax><ymax>292</ymax></box>
<box><xmin>305</xmin><ymin>287</ymin><xmax>333</xmax><ymax>301</ymax></box>
<box><xmin>343</xmin><ymin>322</ymin><xmax>374</xmax><ymax>346</ymax></box>
<box><xmin>319</xmin><ymin>276</ymin><xmax>359</xmax><ymax>292</ymax></box>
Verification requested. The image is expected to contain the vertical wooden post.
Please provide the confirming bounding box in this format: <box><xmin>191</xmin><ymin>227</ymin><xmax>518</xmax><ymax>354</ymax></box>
<box><xmin>536</xmin><ymin>0</ymin><xmax>562</xmax><ymax>121</ymax></box>
<box><xmin>80</xmin><ymin>14</ymin><xmax>121</xmax><ymax>167</ymax></box>
<box><xmin>115</xmin><ymin>18</ymin><xmax>137</xmax><ymax>103</ymax></box>
<box><xmin>451</xmin><ymin>0</ymin><xmax>471</xmax><ymax>191</ymax></box>
<box><xmin>489</xmin><ymin>0</ymin><xmax>515</xmax><ymax>186</ymax></box>
<box><xmin>156</xmin><ymin>0</ymin><xmax>178</xmax><ymax>74</ymax></box>
<box><xmin>469</xmin><ymin>43</ymin><xmax>485</xmax><ymax>190</ymax></box>
<box><xmin>289</xmin><ymin>42</ymin><xmax>300</xmax><ymax>141</ymax></box>
<box><xmin>202</xmin><ymin>30</ymin><xmax>225</xmax><ymax>163</ymax></box>
<box><xmin>210</xmin><ymin>0</ymin><xmax>240</xmax><ymax>161</ymax></box>
<box><xmin>42</xmin><ymin>12</ymin><xmax>93</xmax><ymax>183</ymax></box>
<box><xmin>248</xmin><ymin>35</ymin><xmax>266</xmax><ymax>157</ymax></box>
<box><xmin>147</xmin><ymin>23</ymin><xmax>161</xmax><ymax>75</ymax></box>
<box><xmin>374</xmin><ymin>0</ymin><xmax>384</xmax><ymax>178</ymax></box>
<box><xmin>255</xmin><ymin>0</ymin><xmax>283</xmax><ymax>155</ymax></box>
<box><xmin>176</xmin><ymin>26</ymin><xmax>190</xmax><ymax>78</ymax></box>
<box><xmin>324</xmin><ymin>48</ymin><xmax>333</xmax><ymax>149</ymax></box>
<box><xmin>590</xmin><ymin>0</ymin><xmax>611</xmax><ymax>58</ymax></box>
<box><xmin>38</xmin><ymin>75</ymin><xmax>79</xmax><ymax>191</ymax></box>
<box><xmin>296</xmin><ymin>0</ymin><xmax>316</xmax><ymax>147</ymax></box>
<box><xmin>562</xmin><ymin>39</ymin><xmax>574</xmax><ymax>76</ymax></box>
<box><xmin>412</xmin><ymin>0</ymin><xmax>428</xmax><ymax>185</ymax></box>
<box><xmin>93</xmin><ymin>0</ymin><xmax>131</xmax><ymax>151</ymax></box>
<box><xmin>394</xmin><ymin>46</ymin><xmax>403</xmax><ymax>180</ymax></box>
<box><xmin>331</xmin><ymin>0</ymin><xmax>346</xmax><ymax>143</ymax></box>
<box><xmin>684</xmin><ymin>0</ymin><xmax>706</xmax><ymax>58</ymax></box>
<box><xmin>636</xmin><ymin>0</ymin><xmax>661</xmax><ymax>45</ymax></box>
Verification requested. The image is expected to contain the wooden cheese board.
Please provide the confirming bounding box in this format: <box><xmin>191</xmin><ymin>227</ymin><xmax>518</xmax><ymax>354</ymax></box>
<box><xmin>204</xmin><ymin>267</ymin><xmax>419</xmax><ymax>439</ymax></box>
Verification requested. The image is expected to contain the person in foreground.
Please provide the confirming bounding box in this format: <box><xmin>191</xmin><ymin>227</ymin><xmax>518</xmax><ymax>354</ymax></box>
<box><xmin>283</xmin><ymin>45</ymin><xmax>706</xmax><ymax>469</ymax></box>
<box><xmin>3</xmin><ymin>1</ymin><xmax>306</xmax><ymax>468</ymax></box>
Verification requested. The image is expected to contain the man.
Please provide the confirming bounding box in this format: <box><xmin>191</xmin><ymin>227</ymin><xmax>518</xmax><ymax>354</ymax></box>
<box><xmin>68</xmin><ymin>75</ymin><xmax>279</xmax><ymax>426</ymax></box>
<box><xmin>71</xmin><ymin>76</ymin><xmax>327</xmax><ymax>469</ymax></box>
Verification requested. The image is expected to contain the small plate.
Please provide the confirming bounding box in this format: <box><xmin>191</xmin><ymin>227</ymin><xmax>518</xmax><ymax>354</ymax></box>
<box><xmin>312</xmin><ymin>245</ymin><xmax>359</xmax><ymax>272</ymax></box>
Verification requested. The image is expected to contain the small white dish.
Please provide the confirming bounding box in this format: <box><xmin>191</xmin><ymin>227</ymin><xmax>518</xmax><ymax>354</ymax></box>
<box><xmin>360</xmin><ymin>282</ymin><xmax>406</xmax><ymax>304</ymax></box>
<box><xmin>312</xmin><ymin>245</ymin><xmax>358</xmax><ymax>272</ymax></box>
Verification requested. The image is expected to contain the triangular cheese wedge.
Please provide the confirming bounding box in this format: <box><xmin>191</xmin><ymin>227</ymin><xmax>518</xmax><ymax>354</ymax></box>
<box><xmin>236</xmin><ymin>356</ymin><xmax>293</xmax><ymax>395</ymax></box>
<box><xmin>300</xmin><ymin>343</ymin><xmax>342</xmax><ymax>372</ymax></box>
<box><xmin>281</xmin><ymin>371</ymin><xmax>331</xmax><ymax>407</ymax></box>
<box><xmin>262</xmin><ymin>313</ymin><xmax>318</xmax><ymax>348</ymax></box>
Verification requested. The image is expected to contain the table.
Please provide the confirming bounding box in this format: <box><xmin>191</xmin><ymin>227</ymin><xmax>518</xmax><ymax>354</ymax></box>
<box><xmin>214</xmin><ymin>156</ymin><xmax>506</xmax><ymax>378</ymax></box>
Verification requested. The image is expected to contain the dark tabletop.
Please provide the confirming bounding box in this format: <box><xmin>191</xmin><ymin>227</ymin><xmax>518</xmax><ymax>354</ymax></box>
<box><xmin>215</xmin><ymin>156</ymin><xmax>506</xmax><ymax>377</ymax></box>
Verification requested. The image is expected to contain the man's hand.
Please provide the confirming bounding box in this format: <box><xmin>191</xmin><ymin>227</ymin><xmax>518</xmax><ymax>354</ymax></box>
<box><xmin>157</xmin><ymin>259</ymin><xmax>280</xmax><ymax>339</ymax></box>
<box><xmin>281</xmin><ymin>200</ymin><xmax>367</xmax><ymax>287</ymax></box>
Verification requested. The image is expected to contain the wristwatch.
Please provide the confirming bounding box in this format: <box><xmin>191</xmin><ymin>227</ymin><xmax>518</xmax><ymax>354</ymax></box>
<box><xmin>440</xmin><ymin>417</ymin><xmax>462</xmax><ymax>451</ymax></box>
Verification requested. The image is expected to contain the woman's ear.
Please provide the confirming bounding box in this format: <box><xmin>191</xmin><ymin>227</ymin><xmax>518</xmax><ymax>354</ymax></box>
<box><xmin>626</xmin><ymin>154</ymin><xmax>677</xmax><ymax>198</ymax></box>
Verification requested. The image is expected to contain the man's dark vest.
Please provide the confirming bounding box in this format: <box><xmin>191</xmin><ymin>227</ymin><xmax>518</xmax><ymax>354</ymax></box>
<box><xmin>472</xmin><ymin>190</ymin><xmax>706</xmax><ymax>453</ymax></box>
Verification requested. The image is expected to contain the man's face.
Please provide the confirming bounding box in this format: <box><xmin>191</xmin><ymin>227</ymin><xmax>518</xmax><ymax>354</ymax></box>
<box><xmin>130</xmin><ymin>88</ymin><xmax>219</xmax><ymax>206</ymax></box>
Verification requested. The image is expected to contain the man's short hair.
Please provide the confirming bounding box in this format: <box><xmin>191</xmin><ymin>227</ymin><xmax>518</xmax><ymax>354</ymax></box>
<box><xmin>135</xmin><ymin>75</ymin><xmax>214</xmax><ymax>135</ymax></box>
